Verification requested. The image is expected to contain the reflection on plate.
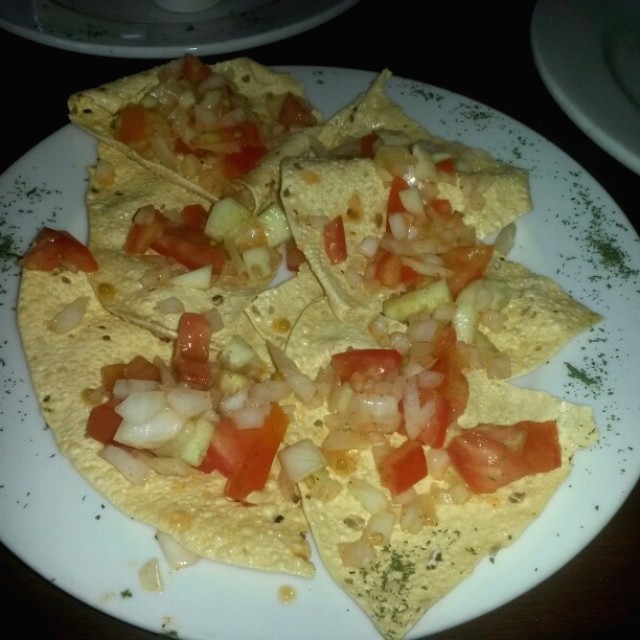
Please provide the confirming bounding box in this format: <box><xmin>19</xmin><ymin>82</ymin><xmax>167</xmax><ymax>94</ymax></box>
<box><xmin>531</xmin><ymin>0</ymin><xmax>640</xmax><ymax>175</ymax></box>
<box><xmin>0</xmin><ymin>0</ymin><xmax>361</xmax><ymax>58</ymax></box>
<box><xmin>2</xmin><ymin>67</ymin><xmax>640</xmax><ymax>640</ymax></box>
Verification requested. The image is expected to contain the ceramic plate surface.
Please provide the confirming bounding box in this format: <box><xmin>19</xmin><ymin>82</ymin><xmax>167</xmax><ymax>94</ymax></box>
<box><xmin>0</xmin><ymin>0</ymin><xmax>361</xmax><ymax>58</ymax></box>
<box><xmin>1</xmin><ymin>66</ymin><xmax>640</xmax><ymax>639</ymax></box>
<box><xmin>531</xmin><ymin>0</ymin><xmax>640</xmax><ymax>174</ymax></box>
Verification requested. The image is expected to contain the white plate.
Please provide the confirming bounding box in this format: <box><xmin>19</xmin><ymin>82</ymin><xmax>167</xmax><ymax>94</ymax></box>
<box><xmin>0</xmin><ymin>0</ymin><xmax>361</xmax><ymax>58</ymax></box>
<box><xmin>2</xmin><ymin>67</ymin><xmax>640</xmax><ymax>640</ymax></box>
<box><xmin>531</xmin><ymin>0</ymin><xmax>640</xmax><ymax>175</ymax></box>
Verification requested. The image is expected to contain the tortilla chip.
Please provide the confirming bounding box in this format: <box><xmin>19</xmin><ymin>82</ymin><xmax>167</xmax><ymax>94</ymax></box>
<box><xmin>68</xmin><ymin>57</ymin><xmax>321</xmax><ymax>212</ymax></box>
<box><xmin>481</xmin><ymin>257</ymin><xmax>603</xmax><ymax>376</ymax></box>
<box><xmin>86</xmin><ymin>143</ymin><xmax>273</xmax><ymax>364</ymax></box>
<box><xmin>317</xmin><ymin>71</ymin><xmax>532</xmax><ymax>239</ymax></box>
<box><xmin>17</xmin><ymin>269</ymin><xmax>313</xmax><ymax>577</ymax></box>
<box><xmin>290</xmin><ymin>369</ymin><xmax>597</xmax><ymax>638</ymax></box>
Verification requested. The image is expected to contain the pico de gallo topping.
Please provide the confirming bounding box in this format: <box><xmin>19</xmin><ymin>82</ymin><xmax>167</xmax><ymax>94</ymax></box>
<box><xmin>113</xmin><ymin>55</ymin><xmax>318</xmax><ymax>195</ymax></box>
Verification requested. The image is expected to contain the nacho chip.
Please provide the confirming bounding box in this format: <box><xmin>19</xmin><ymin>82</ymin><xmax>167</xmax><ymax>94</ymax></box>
<box><xmin>17</xmin><ymin>268</ymin><xmax>313</xmax><ymax>577</ymax></box>
<box><xmin>293</xmin><ymin>369</ymin><xmax>597</xmax><ymax>639</ymax></box>
<box><xmin>69</xmin><ymin>56</ymin><xmax>321</xmax><ymax>212</ymax></box>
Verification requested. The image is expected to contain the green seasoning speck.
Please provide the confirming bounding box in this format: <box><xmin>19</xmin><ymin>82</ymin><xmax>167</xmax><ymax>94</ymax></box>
<box><xmin>0</xmin><ymin>232</ymin><xmax>20</xmax><ymax>269</ymax></box>
<box><xmin>565</xmin><ymin>362</ymin><xmax>599</xmax><ymax>387</ymax></box>
<box><xmin>120</xmin><ymin>589</ymin><xmax>132</xmax><ymax>598</ymax></box>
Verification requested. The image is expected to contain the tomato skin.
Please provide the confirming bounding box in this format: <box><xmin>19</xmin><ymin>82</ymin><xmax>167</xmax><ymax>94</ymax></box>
<box><xmin>360</xmin><ymin>132</ymin><xmax>378</xmax><ymax>158</ymax></box>
<box><xmin>123</xmin><ymin>355</ymin><xmax>161</xmax><ymax>382</ymax></box>
<box><xmin>198</xmin><ymin>417</ymin><xmax>247</xmax><ymax>476</ymax></box>
<box><xmin>374</xmin><ymin>249</ymin><xmax>420</xmax><ymax>288</ymax></box>
<box><xmin>150</xmin><ymin>232</ymin><xmax>227</xmax><ymax>273</ymax></box>
<box><xmin>181</xmin><ymin>55</ymin><xmax>212</xmax><ymax>84</ymax></box>
<box><xmin>435</xmin><ymin>158</ymin><xmax>456</xmax><ymax>175</ymax></box>
<box><xmin>125</xmin><ymin>210</ymin><xmax>168</xmax><ymax>254</ymax></box>
<box><xmin>447</xmin><ymin>420</ymin><xmax>561</xmax><ymax>494</ymax></box>
<box><xmin>223</xmin><ymin>145</ymin><xmax>268</xmax><ymax>180</ymax></box>
<box><xmin>331</xmin><ymin>348</ymin><xmax>403</xmax><ymax>382</ymax></box>
<box><xmin>116</xmin><ymin>104</ymin><xmax>152</xmax><ymax>145</ymax></box>
<box><xmin>323</xmin><ymin>215</ymin><xmax>347</xmax><ymax>265</ymax></box>
<box><xmin>181</xmin><ymin>204</ymin><xmax>209</xmax><ymax>231</ymax></box>
<box><xmin>378</xmin><ymin>439</ymin><xmax>428</xmax><ymax>495</ymax></box>
<box><xmin>21</xmin><ymin>227</ymin><xmax>98</xmax><ymax>273</ymax></box>
<box><xmin>172</xmin><ymin>313</ymin><xmax>212</xmax><ymax>388</ymax></box>
<box><xmin>431</xmin><ymin>343</ymin><xmax>469</xmax><ymax>423</ymax></box>
<box><xmin>86</xmin><ymin>398</ymin><xmax>122</xmax><ymax>445</ymax></box>
<box><xmin>285</xmin><ymin>238</ymin><xmax>306</xmax><ymax>272</ymax></box>
<box><xmin>224</xmin><ymin>403</ymin><xmax>290</xmax><ymax>501</ymax></box>
<box><xmin>277</xmin><ymin>92</ymin><xmax>318</xmax><ymax>129</ymax></box>
<box><xmin>440</xmin><ymin>244</ymin><xmax>494</xmax><ymax>299</ymax></box>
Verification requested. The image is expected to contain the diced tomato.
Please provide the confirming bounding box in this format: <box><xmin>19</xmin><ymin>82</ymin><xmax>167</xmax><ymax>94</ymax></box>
<box><xmin>20</xmin><ymin>227</ymin><xmax>98</xmax><ymax>273</ymax></box>
<box><xmin>116</xmin><ymin>104</ymin><xmax>152</xmax><ymax>145</ymax></box>
<box><xmin>431</xmin><ymin>343</ymin><xmax>469</xmax><ymax>423</ymax></box>
<box><xmin>374</xmin><ymin>249</ymin><xmax>421</xmax><ymax>288</ymax></box>
<box><xmin>86</xmin><ymin>398</ymin><xmax>122</xmax><ymax>444</ymax></box>
<box><xmin>431</xmin><ymin>198</ymin><xmax>454</xmax><ymax>217</ymax></box>
<box><xmin>181</xmin><ymin>204</ymin><xmax>209</xmax><ymax>231</ymax></box>
<box><xmin>172</xmin><ymin>313</ymin><xmax>212</xmax><ymax>388</ymax></box>
<box><xmin>431</xmin><ymin>324</ymin><xmax>458</xmax><ymax>360</ymax></box>
<box><xmin>323</xmin><ymin>215</ymin><xmax>347</xmax><ymax>265</ymax></box>
<box><xmin>125</xmin><ymin>210</ymin><xmax>168</xmax><ymax>254</ymax></box>
<box><xmin>285</xmin><ymin>238</ymin><xmax>306</xmax><ymax>272</ymax></box>
<box><xmin>100</xmin><ymin>362</ymin><xmax>127</xmax><ymax>392</ymax></box>
<box><xmin>447</xmin><ymin>420</ymin><xmax>562</xmax><ymax>494</ymax></box>
<box><xmin>181</xmin><ymin>55</ymin><xmax>212</xmax><ymax>84</ymax></box>
<box><xmin>223</xmin><ymin>145</ymin><xmax>268</xmax><ymax>180</ymax></box>
<box><xmin>277</xmin><ymin>92</ymin><xmax>318</xmax><ymax>129</ymax></box>
<box><xmin>224</xmin><ymin>403</ymin><xmax>290</xmax><ymax>501</ymax></box>
<box><xmin>123</xmin><ymin>355</ymin><xmax>161</xmax><ymax>381</ymax></box>
<box><xmin>378</xmin><ymin>439</ymin><xmax>428</xmax><ymax>495</ymax></box>
<box><xmin>150</xmin><ymin>233</ymin><xmax>227</xmax><ymax>273</ymax></box>
<box><xmin>414</xmin><ymin>387</ymin><xmax>450</xmax><ymax>448</ymax></box>
<box><xmin>331</xmin><ymin>348</ymin><xmax>403</xmax><ymax>382</ymax></box>
<box><xmin>440</xmin><ymin>244</ymin><xmax>494</xmax><ymax>299</ymax></box>
<box><xmin>197</xmin><ymin>417</ymin><xmax>247</xmax><ymax>476</ymax></box>
<box><xmin>435</xmin><ymin>158</ymin><xmax>456</xmax><ymax>175</ymax></box>
<box><xmin>386</xmin><ymin>175</ymin><xmax>410</xmax><ymax>215</ymax></box>
<box><xmin>360</xmin><ymin>132</ymin><xmax>378</xmax><ymax>158</ymax></box>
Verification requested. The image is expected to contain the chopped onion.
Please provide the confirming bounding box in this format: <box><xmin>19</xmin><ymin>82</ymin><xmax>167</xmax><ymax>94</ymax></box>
<box><xmin>228</xmin><ymin>404</ymin><xmax>270</xmax><ymax>430</ymax></box>
<box><xmin>48</xmin><ymin>296</ymin><xmax>89</xmax><ymax>334</ymax></box>
<box><xmin>166</xmin><ymin>385</ymin><xmax>212</xmax><ymax>418</ymax></box>
<box><xmin>403</xmin><ymin>378</ymin><xmax>435</xmax><ymax>440</ymax></box>
<box><xmin>156</xmin><ymin>531</ymin><xmax>200</xmax><ymax>570</ymax></box>
<box><xmin>494</xmin><ymin>222</ymin><xmax>516</xmax><ymax>256</ymax></box>
<box><xmin>362</xmin><ymin>509</ymin><xmax>396</xmax><ymax>546</ymax></box>
<box><xmin>138</xmin><ymin>558</ymin><xmax>163</xmax><ymax>593</ymax></box>
<box><xmin>115</xmin><ymin>406</ymin><xmax>183</xmax><ymax>449</ymax></box>
<box><xmin>338</xmin><ymin>538</ymin><xmax>377</xmax><ymax>568</ymax></box>
<box><xmin>116</xmin><ymin>390</ymin><xmax>167</xmax><ymax>423</ymax></box>
<box><xmin>347</xmin><ymin>477</ymin><xmax>390</xmax><ymax>514</ymax></box>
<box><xmin>267</xmin><ymin>341</ymin><xmax>318</xmax><ymax>405</ymax></box>
<box><xmin>112</xmin><ymin>378</ymin><xmax>161</xmax><ymax>400</ymax></box>
<box><xmin>99</xmin><ymin>445</ymin><xmax>152</xmax><ymax>485</ymax></box>
<box><xmin>157</xmin><ymin>296</ymin><xmax>186</xmax><ymax>314</ymax></box>
<box><xmin>279</xmin><ymin>438</ymin><xmax>327</xmax><ymax>483</ymax></box>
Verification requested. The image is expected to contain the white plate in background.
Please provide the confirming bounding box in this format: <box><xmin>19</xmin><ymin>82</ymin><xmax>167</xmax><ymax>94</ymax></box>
<box><xmin>0</xmin><ymin>0</ymin><xmax>361</xmax><ymax>58</ymax></box>
<box><xmin>531</xmin><ymin>0</ymin><xmax>640</xmax><ymax>174</ymax></box>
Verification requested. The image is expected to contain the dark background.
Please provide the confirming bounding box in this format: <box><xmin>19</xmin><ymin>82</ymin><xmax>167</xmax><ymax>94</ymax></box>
<box><xmin>2</xmin><ymin>1</ymin><xmax>639</xmax><ymax>639</ymax></box>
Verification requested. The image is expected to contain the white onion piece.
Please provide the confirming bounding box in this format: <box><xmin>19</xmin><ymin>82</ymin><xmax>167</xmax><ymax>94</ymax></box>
<box><xmin>157</xmin><ymin>296</ymin><xmax>185</xmax><ymax>314</ymax></box>
<box><xmin>156</xmin><ymin>531</ymin><xmax>200</xmax><ymax>570</ymax></box>
<box><xmin>116</xmin><ymin>390</ymin><xmax>166</xmax><ymax>423</ymax></box>
<box><xmin>398</xmin><ymin>187</ymin><xmax>424</xmax><ymax>215</ymax></box>
<box><xmin>112</xmin><ymin>379</ymin><xmax>161</xmax><ymax>400</ymax></box>
<box><xmin>403</xmin><ymin>378</ymin><xmax>435</xmax><ymax>440</ymax></box>
<box><xmin>247</xmin><ymin>380</ymin><xmax>291</xmax><ymax>405</ymax></box>
<box><xmin>338</xmin><ymin>538</ymin><xmax>377</xmax><ymax>569</ymax></box>
<box><xmin>218</xmin><ymin>388</ymin><xmax>248</xmax><ymax>414</ymax></box>
<box><xmin>426</xmin><ymin>447</ymin><xmax>451</xmax><ymax>480</ymax></box>
<box><xmin>279</xmin><ymin>438</ymin><xmax>327</xmax><ymax>483</ymax></box>
<box><xmin>138</xmin><ymin>558</ymin><xmax>163</xmax><ymax>593</ymax></box>
<box><xmin>142</xmin><ymin>455</ymin><xmax>198</xmax><ymax>477</ymax></box>
<box><xmin>115</xmin><ymin>407</ymin><xmax>183</xmax><ymax>449</ymax></box>
<box><xmin>348</xmin><ymin>477</ymin><xmax>390</xmax><ymax>514</ymax></box>
<box><xmin>267</xmin><ymin>341</ymin><xmax>318</xmax><ymax>404</ymax></box>
<box><xmin>494</xmin><ymin>222</ymin><xmax>516</xmax><ymax>256</ymax></box>
<box><xmin>166</xmin><ymin>386</ymin><xmax>212</xmax><ymax>418</ymax></box>
<box><xmin>98</xmin><ymin>445</ymin><xmax>152</xmax><ymax>485</ymax></box>
<box><xmin>170</xmin><ymin>264</ymin><xmax>213</xmax><ymax>289</ymax></box>
<box><xmin>362</xmin><ymin>509</ymin><xmax>396</xmax><ymax>546</ymax></box>
<box><xmin>388</xmin><ymin>212</ymin><xmax>408</xmax><ymax>240</ymax></box>
<box><xmin>357</xmin><ymin>235</ymin><xmax>379</xmax><ymax>258</ymax></box>
<box><xmin>228</xmin><ymin>404</ymin><xmax>270</xmax><ymax>430</ymax></box>
<box><xmin>321</xmin><ymin>429</ymin><xmax>369</xmax><ymax>452</ymax></box>
<box><xmin>48</xmin><ymin>296</ymin><xmax>89</xmax><ymax>334</ymax></box>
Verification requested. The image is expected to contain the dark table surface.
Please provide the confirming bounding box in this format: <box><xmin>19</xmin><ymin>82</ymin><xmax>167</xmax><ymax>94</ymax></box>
<box><xmin>2</xmin><ymin>1</ymin><xmax>639</xmax><ymax>639</ymax></box>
